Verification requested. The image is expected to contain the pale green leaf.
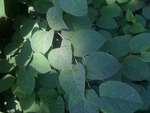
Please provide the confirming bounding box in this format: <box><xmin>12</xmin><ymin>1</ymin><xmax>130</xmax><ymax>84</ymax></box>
<box><xmin>0</xmin><ymin>0</ymin><xmax>6</xmax><ymax>17</ymax></box>
<box><xmin>126</xmin><ymin>9</ymin><xmax>136</xmax><ymax>23</ymax></box>
<box><xmin>130</xmin><ymin>22</ymin><xmax>145</xmax><ymax>33</ymax></box>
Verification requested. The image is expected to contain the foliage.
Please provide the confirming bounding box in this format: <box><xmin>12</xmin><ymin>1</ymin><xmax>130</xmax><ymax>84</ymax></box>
<box><xmin>0</xmin><ymin>0</ymin><xmax>150</xmax><ymax>113</ymax></box>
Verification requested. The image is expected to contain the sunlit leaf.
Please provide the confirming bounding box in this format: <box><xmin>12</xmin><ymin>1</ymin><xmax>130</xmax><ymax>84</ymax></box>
<box><xmin>0</xmin><ymin>0</ymin><xmax>6</xmax><ymax>17</ymax></box>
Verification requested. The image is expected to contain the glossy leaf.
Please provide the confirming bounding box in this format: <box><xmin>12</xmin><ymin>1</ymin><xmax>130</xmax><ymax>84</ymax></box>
<box><xmin>129</xmin><ymin>33</ymin><xmax>150</xmax><ymax>53</ymax></box>
<box><xmin>0</xmin><ymin>74</ymin><xmax>15</xmax><ymax>92</ymax></box>
<box><xmin>29</xmin><ymin>53</ymin><xmax>51</xmax><ymax>74</ymax></box>
<box><xmin>0</xmin><ymin>0</ymin><xmax>6</xmax><ymax>17</ymax></box>
<box><xmin>48</xmin><ymin>39</ymin><xmax>72</xmax><ymax>70</ymax></box>
<box><xmin>60</xmin><ymin>0</ymin><xmax>88</xmax><ymax>16</ymax></box>
<box><xmin>69</xmin><ymin>89</ymin><xmax>99</xmax><ymax>113</ymax></box>
<box><xmin>71</xmin><ymin>29</ymin><xmax>106</xmax><ymax>57</ymax></box>
<box><xmin>98</xmin><ymin>81</ymin><xmax>143</xmax><ymax>113</ymax></box>
<box><xmin>121</xmin><ymin>56</ymin><xmax>149</xmax><ymax>81</ymax></box>
<box><xmin>97</xmin><ymin>16</ymin><xmax>118</xmax><ymax>29</ymax></box>
<box><xmin>101</xmin><ymin>3</ymin><xmax>122</xmax><ymax>17</ymax></box>
<box><xmin>16</xmin><ymin>69</ymin><xmax>36</xmax><ymax>95</ymax></box>
<box><xmin>31</xmin><ymin>30</ymin><xmax>54</xmax><ymax>54</ymax></box>
<box><xmin>46</xmin><ymin>6</ymin><xmax>68</xmax><ymax>31</ymax></box>
<box><xmin>59</xmin><ymin>63</ymin><xmax>85</xmax><ymax>100</ymax></box>
<box><xmin>83</xmin><ymin>52</ymin><xmax>122</xmax><ymax>80</ymax></box>
<box><xmin>142</xmin><ymin>6</ymin><xmax>150</xmax><ymax>19</ymax></box>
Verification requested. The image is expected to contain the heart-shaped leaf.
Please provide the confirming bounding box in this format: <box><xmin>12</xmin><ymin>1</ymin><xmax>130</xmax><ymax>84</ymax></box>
<box><xmin>48</xmin><ymin>39</ymin><xmax>72</xmax><ymax>70</ymax></box>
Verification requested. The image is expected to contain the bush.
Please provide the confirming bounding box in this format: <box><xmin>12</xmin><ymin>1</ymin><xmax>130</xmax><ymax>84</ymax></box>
<box><xmin>0</xmin><ymin>0</ymin><xmax>150</xmax><ymax>113</ymax></box>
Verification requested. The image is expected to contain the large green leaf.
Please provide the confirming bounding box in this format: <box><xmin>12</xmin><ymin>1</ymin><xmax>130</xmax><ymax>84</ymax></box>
<box><xmin>142</xmin><ymin>6</ymin><xmax>150</xmax><ymax>19</ymax></box>
<box><xmin>121</xmin><ymin>56</ymin><xmax>149</xmax><ymax>81</ymax></box>
<box><xmin>122</xmin><ymin>0</ymin><xmax>145</xmax><ymax>12</ymax></box>
<box><xmin>129</xmin><ymin>33</ymin><xmax>150</xmax><ymax>53</ymax></box>
<box><xmin>29</xmin><ymin>53</ymin><xmax>51</xmax><ymax>74</ymax></box>
<box><xmin>0</xmin><ymin>74</ymin><xmax>15</xmax><ymax>92</ymax></box>
<box><xmin>111</xmin><ymin>35</ymin><xmax>131</xmax><ymax>57</ymax></box>
<box><xmin>69</xmin><ymin>89</ymin><xmax>99</xmax><ymax>113</ymax></box>
<box><xmin>46</xmin><ymin>6</ymin><xmax>68</xmax><ymax>31</ymax></box>
<box><xmin>48</xmin><ymin>39</ymin><xmax>72</xmax><ymax>70</ymax></box>
<box><xmin>97</xmin><ymin>16</ymin><xmax>118</xmax><ymax>29</ymax></box>
<box><xmin>59</xmin><ymin>0</ymin><xmax>88</xmax><ymax>16</ymax></box>
<box><xmin>31</xmin><ymin>30</ymin><xmax>54</xmax><ymax>54</ymax></box>
<box><xmin>71</xmin><ymin>30</ymin><xmax>106</xmax><ymax>57</ymax></box>
<box><xmin>83</xmin><ymin>52</ymin><xmax>122</xmax><ymax>80</ymax></box>
<box><xmin>59</xmin><ymin>63</ymin><xmax>85</xmax><ymax>100</ymax></box>
<box><xmin>101</xmin><ymin>3</ymin><xmax>122</xmax><ymax>17</ymax></box>
<box><xmin>0</xmin><ymin>0</ymin><xmax>6</xmax><ymax>17</ymax></box>
<box><xmin>98</xmin><ymin>81</ymin><xmax>143</xmax><ymax>113</ymax></box>
<box><xmin>16</xmin><ymin>69</ymin><xmax>36</xmax><ymax>95</ymax></box>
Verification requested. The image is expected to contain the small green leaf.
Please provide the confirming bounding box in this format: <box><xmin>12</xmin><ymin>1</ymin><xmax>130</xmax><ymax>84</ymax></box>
<box><xmin>29</xmin><ymin>53</ymin><xmax>51</xmax><ymax>74</ymax></box>
<box><xmin>140</xmin><ymin>52</ymin><xmax>150</xmax><ymax>62</ymax></box>
<box><xmin>129</xmin><ymin>33</ymin><xmax>150</xmax><ymax>53</ymax></box>
<box><xmin>48</xmin><ymin>39</ymin><xmax>72</xmax><ymax>70</ymax></box>
<box><xmin>101</xmin><ymin>3</ymin><xmax>122</xmax><ymax>17</ymax></box>
<box><xmin>142</xmin><ymin>5</ymin><xmax>150</xmax><ymax>19</ymax></box>
<box><xmin>121</xmin><ymin>56</ymin><xmax>149</xmax><ymax>81</ymax></box>
<box><xmin>16</xmin><ymin>69</ymin><xmax>36</xmax><ymax>95</ymax></box>
<box><xmin>106</xmin><ymin>0</ymin><xmax>116</xmax><ymax>4</ymax></box>
<box><xmin>126</xmin><ymin>9</ymin><xmax>136</xmax><ymax>23</ymax></box>
<box><xmin>98</xmin><ymin>81</ymin><xmax>143</xmax><ymax>113</ymax></box>
<box><xmin>0</xmin><ymin>74</ymin><xmax>15</xmax><ymax>92</ymax></box>
<box><xmin>46</xmin><ymin>6</ymin><xmax>68</xmax><ymax>31</ymax></box>
<box><xmin>97</xmin><ymin>16</ymin><xmax>118</xmax><ymax>29</ymax></box>
<box><xmin>83</xmin><ymin>52</ymin><xmax>122</xmax><ymax>80</ymax></box>
<box><xmin>31</xmin><ymin>30</ymin><xmax>54</xmax><ymax>54</ymax></box>
<box><xmin>0</xmin><ymin>0</ymin><xmax>6</xmax><ymax>17</ymax></box>
<box><xmin>59</xmin><ymin>63</ymin><xmax>85</xmax><ymax>100</ymax></box>
<box><xmin>130</xmin><ymin>22</ymin><xmax>145</xmax><ymax>33</ymax></box>
<box><xmin>135</xmin><ymin>14</ymin><xmax>146</xmax><ymax>27</ymax></box>
<box><xmin>60</xmin><ymin>0</ymin><xmax>88</xmax><ymax>16</ymax></box>
<box><xmin>71</xmin><ymin>29</ymin><xmax>106</xmax><ymax>57</ymax></box>
<box><xmin>117</xmin><ymin>0</ymin><xmax>129</xmax><ymax>3</ymax></box>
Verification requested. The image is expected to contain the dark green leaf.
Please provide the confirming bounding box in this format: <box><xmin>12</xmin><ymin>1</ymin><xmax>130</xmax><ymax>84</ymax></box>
<box><xmin>60</xmin><ymin>0</ymin><xmax>88</xmax><ymax>16</ymax></box>
<box><xmin>98</xmin><ymin>81</ymin><xmax>143</xmax><ymax>113</ymax></box>
<box><xmin>83</xmin><ymin>52</ymin><xmax>122</xmax><ymax>80</ymax></box>
<box><xmin>48</xmin><ymin>39</ymin><xmax>72</xmax><ymax>70</ymax></box>
<box><xmin>117</xmin><ymin>0</ymin><xmax>129</xmax><ymax>3</ymax></box>
<box><xmin>142</xmin><ymin>5</ymin><xmax>150</xmax><ymax>19</ymax></box>
<box><xmin>106</xmin><ymin>0</ymin><xmax>116</xmax><ymax>4</ymax></box>
<box><xmin>121</xmin><ymin>56</ymin><xmax>149</xmax><ymax>81</ymax></box>
<box><xmin>59</xmin><ymin>63</ymin><xmax>85</xmax><ymax>100</ymax></box>
<box><xmin>71</xmin><ymin>30</ymin><xmax>106</xmax><ymax>57</ymax></box>
<box><xmin>140</xmin><ymin>52</ymin><xmax>150</xmax><ymax>62</ymax></box>
<box><xmin>0</xmin><ymin>74</ymin><xmax>15</xmax><ymax>92</ymax></box>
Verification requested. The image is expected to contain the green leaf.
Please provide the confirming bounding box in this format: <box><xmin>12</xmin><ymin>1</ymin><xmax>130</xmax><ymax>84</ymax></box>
<box><xmin>97</xmin><ymin>16</ymin><xmax>118</xmax><ymax>29</ymax></box>
<box><xmin>16</xmin><ymin>69</ymin><xmax>36</xmax><ymax>95</ymax></box>
<box><xmin>101</xmin><ymin>3</ymin><xmax>122</xmax><ymax>17</ymax></box>
<box><xmin>121</xmin><ymin>56</ymin><xmax>149</xmax><ymax>81</ymax></box>
<box><xmin>69</xmin><ymin>89</ymin><xmax>99</xmax><ymax>113</ymax></box>
<box><xmin>12</xmin><ymin>84</ymin><xmax>26</xmax><ymax>98</ymax></box>
<box><xmin>31</xmin><ymin>30</ymin><xmax>54</xmax><ymax>54</ymax></box>
<box><xmin>111</xmin><ymin>35</ymin><xmax>131</xmax><ymax>57</ymax></box>
<box><xmin>140</xmin><ymin>52</ymin><xmax>150</xmax><ymax>62</ymax></box>
<box><xmin>0</xmin><ymin>0</ymin><xmax>6</xmax><ymax>17</ymax></box>
<box><xmin>83</xmin><ymin>52</ymin><xmax>122</xmax><ymax>80</ymax></box>
<box><xmin>126</xmin><ymin>9</ymin><xmax>136</xmax><ymax>23</ymax></box>
<box><xmin>88</xmin><ymin>7</ymin><xmax>99</xmax><ymax>22</ymax></box>
<box><xmin>49</xmin><ymin>95</ymin><xmax>65</xmax><ymax>113</ymax></box>
<box><xmin>123</xmin><ymin>24</ymin><xmax>131</xmax><ymax>34</ymax></box>
<box><xmin>0</xmin><ymin>74</ymin><xmax>15</xmax><ymax>92</ymax></box>
<box><xmin>16</xmin><ymin>40</ymin><xmax>32</xmax><ymax>70</ymax></box>
<box><xmin>122</xmin><ymin>0</ymin><xmax>145</xmax><ymax>12</ymax></box>
<box><xmin>130</xmin><ymin>22</ymin><xmax>145</xmax><ymax>33</ymax></box>
<box><xmin>48</xmin><ymin>39</ymin><xmax>72</xmax><ymax>70</ymax></box>
<box><xmin>19</xmin><ymin>93</ymin><xmax>35</xmax><ymax>110</ymax></box>
<box><xmin>142</xmin><ymin>5</ymin><xmax>150</xmax><ymax>19</ymax></box>
<box><xmin>0</xmin><ymin>58</ymin><xmax>15</xmax><ymax>73</ymax></box>
<box><xmin>128</xmin><ymin>83</ymin><xmax>149</xmax><ymax>110</ymax></box>
<box><xmin>129</xmin><ymin>33</ymin><xmax>150</xmax><ymax>53</ymax></box>
<box><xmin>135</xmin><ymin>14</ymin><xmax>146</xmax><ymax>27</ymax></box>
<box><xmin>60</xmin><ymin>0</ymin><xmax>88</xmax><ymax>16</ymax></box>
<box><xmin>117</xmin><ymin>0</ymin><xmax>129</xmax><ymax>3</ymax></box>
<box><xmin>98</xmin><ymin>81</ymin><xmax>143</xmax><ymax>113</ymax></box>
<box><xmin>33</xmin><ymin>0</ymin><xmax>53</xmax><ymax>14</ymax></box>
<box><xmin>106</xmin><ymin>0</ymin><xmax>116</xmax><ymax>4</ymax></box>
<box><xmin>29</xmin><ymin>53</ymin><xmax>51</xmax><ymax>74</ymax></box>
<box><xmin>59</xmin><ymin>63</ymin><xmax>85</xmax><ymax>100</ymax></box>
<box><xmin>38</xmin><ymin>71</ymin><xmax>59</xmax><ymax>89</ymax></box>
<box><xmin>98</xmin><ymin>30</ymin><xmax>112</xmax><ymax>40</ymax></box>
<box><xmin>71</xmin><ymin>30</ymin><xmax>106</xmax><ymax>57</ymax></box>
<box><xmin>46</xmin><ymin>6</ymin><xmax>68</xmax><ymax>31</ymax></box>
